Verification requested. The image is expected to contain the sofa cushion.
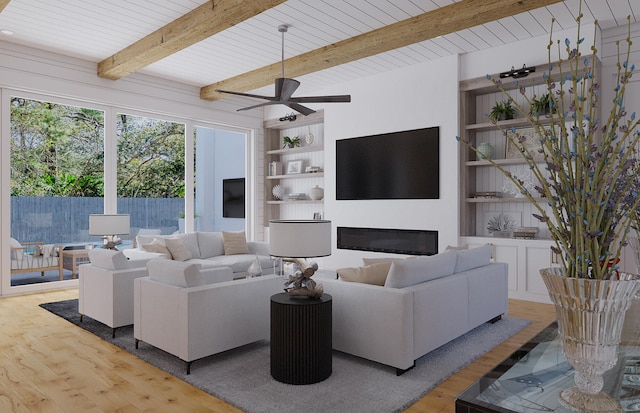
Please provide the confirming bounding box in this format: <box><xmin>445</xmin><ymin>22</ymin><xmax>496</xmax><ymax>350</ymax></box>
<box><xmin>197</xmin><ymin>232</ymin><xmax>225</xmax><ymax>258</ymax></box>
<box><xmin>164</xmin><ymin>237</ymin><xmax>193</xmax><ymax>262</ymax></box>
<box><xmin>9</xmin><ymin>238</ymin><xmax>23</xmax><ymax>260</ymax></box>
<box><xmin>175</xmin><ymin>233</ymin><xmax>201</xmax><ymax>258</ymax></box>
<box><xmin>136</xmin><ymin>234</ymin><xmax>169</xmax><ymax>248</ymax></box>
<box><xmin>337</xmin><ymin>262</ymin><xmax>392</xmax><ymax>286</ymax></box>
<box><xmin>445</xmin><ymin>244</ymin><xmax>469</xmax><ymax>251</ymax></box>
<box><xmin>362</xmin><ymin>257</ymin><xmax>403</xmax><ymax>266</ymax></box>
<box><xmin>192</xmin><ymin>254</ymin><xmax>273</xmax><ymax>274</ymax></box>
<box><xmin>454</xmin><ymin>244</ymin><xmax>492</xmax><ymax>273</ymax></box>
<box><xmin>89</xmin><ymin>248</ymin><xmax>131</xmax><ymax>270</ymax></box>
<box><xmin>384</xmin><ymin>250</ymin><xmax>457</xmax><ymax>288</ymax></box>
<box><xmin>141</xmin><ymin>238</ymin><xmax>172</xmax><ymax>258</ymax></box>
<box><xmin>147</xmin><ymin>259</ymin><xmax>203</xmax><ymax>288</ymax></box>
<box><xmin>222</xmin><ymin>231</ymin><xmax>250</xmax><ymax>255</ymax></box>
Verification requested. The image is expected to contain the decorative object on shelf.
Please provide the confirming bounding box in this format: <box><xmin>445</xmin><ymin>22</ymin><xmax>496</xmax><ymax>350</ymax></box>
<box><xmin>305</xmin><ymin>126</ymin><xmax>314</xmax><ymax>144</ymax></box>
<box><xmin>305</xmin><ymin>166</ymin><xmax>321</xmax><ymax>173</ymax></box>
<box><xmin>485</xmin><ymin>211</ymin><xmax>520</xmax><ymax>237</ymax></box>
<box><xmin>214</xmin><ymin>25</ymin><xmax>350</xmax><ymax>116</ymax></box>
<box><xmin>278</xmin><ymin>112</ymin><xmax>297</xmax><ymax>122</ymax></box>
<box><xmin>269</xmin><ymin>219</ymin><xmax>332</xmax><ymax>298</ymax></box>
<box><xmin>458</xmin><ymin>4</ymin><xmax>640</xmax><ymax>411</ymax></box>
<box><xmin>499</xmin><ymin>64</ymin><xmax>535</xmax><ymax>79</ymax></box>
<box><xmin>473</xmin><ymin>191</ymin><xmax>502</xmax><ymax>199</ymax></box>
<box><xmin>513</xmin><ymin>227</ymin><xmax>539</xmax><ymax>239</ymax></box>
<box><xmin>309</xmin><ymin>185</ymin><xmax>324</xmax><ymax>201</ymax></box>
<box><xmin>476</xmin><ymin>142</ymin><xmax>495</xmax><ymax>160</ymax></box>
<box><xmin>529</xmin><ymin>92</ymin><xmax>556</xmax><ymax>116</ymax></box>
<box><xmin>287</xmin><ymin>193</ymin><xmax>308</xmax><ymax>201</ymax></box>
<box><xmin>540</xmin><ymin>268</ymin><xmax>639</xmax><ymax>413</ymax></box>
<box><xmin>313</xmin><ymin>212</ymin><xmax>323</xmax><ymax>220</ymax></box>
<box><xmin>488</xmin><ymin>99</ymin><xmax>515</xmax><ymax>121</ymax></box>
<box><xmin>272</xmin><ymin>184</ymin><xmax>285</xmax><ymax>200</ymax></box>
<box><xmin>504</xmin><ymin>126</ymin><xmax>553</xmax><ymax>158</ymax></box>
<box><xmin>286</xmin><ymin>160</ymin><xmax>303</xmax><ymax>174</ymax></box>
<box><xmin>88</xmin><ymin>214</ymin><xmax>130</xmax><ymax>250</ymax></box>
<box><xmin>282</xmin><ymin>136</ymin><xmax>300</xmax><ymax>148</ymax></box>
<box><xmin>501</xmin><ymin>166</ymin><xmax>536</xmax><ymax>198</ymax></box>
<box><xmin>268</xmin><ymin>161</ymin><xmax>282</xmax><ymax>176</ymax></box>
<box><xmin>247</xmin><ymin>255</ymin><xmax>263</xmax><ymax>278</ymax></box>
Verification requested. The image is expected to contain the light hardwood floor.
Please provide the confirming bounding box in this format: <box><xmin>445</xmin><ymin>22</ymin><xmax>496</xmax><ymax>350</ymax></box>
<box><xmin>0</xmin><ymin>288</ymin><xmax>556</xmax><ymax>413</ymax></box>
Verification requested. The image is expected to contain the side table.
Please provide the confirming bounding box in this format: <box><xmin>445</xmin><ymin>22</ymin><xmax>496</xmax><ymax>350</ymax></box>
<box><xmin>270</xmin><ymin>292</ymin><xmax>332</xmax><ymax>385</ymax></box>
<box><xmin>62</xmin><ymin>249</ymin><xmax>90</xmax><ymax>279</ymax></box>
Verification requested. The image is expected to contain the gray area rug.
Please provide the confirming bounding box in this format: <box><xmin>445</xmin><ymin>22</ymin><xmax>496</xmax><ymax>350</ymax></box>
<box><xmin>40</xmin><ymin>299</ymin><xmax>530</xmax><ymax>413</ymax></box>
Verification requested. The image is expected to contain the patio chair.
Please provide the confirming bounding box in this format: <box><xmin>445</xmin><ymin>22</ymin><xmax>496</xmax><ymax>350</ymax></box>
<box><xmin>10</xmin><ymin>238</ymin><xmax>63</xmax><ymax>280</ymax></box>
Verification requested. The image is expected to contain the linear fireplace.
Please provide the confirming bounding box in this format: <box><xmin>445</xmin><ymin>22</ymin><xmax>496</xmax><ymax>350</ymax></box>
<box><xmin>337</xmin><ymin>227</ymin><xmax>438</xmax><ymax>256</ymax></box>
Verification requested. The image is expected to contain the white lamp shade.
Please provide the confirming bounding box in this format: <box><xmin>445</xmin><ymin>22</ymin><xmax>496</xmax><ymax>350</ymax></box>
<box><xmin>89</xmin><ymin>214</ymin><xmax>130</xmax><ymax>236</ymax></box>
<box><xmin>269</xmin><ymin>220</ymin><xmax>331</xmax><ymax>258</ymax></box>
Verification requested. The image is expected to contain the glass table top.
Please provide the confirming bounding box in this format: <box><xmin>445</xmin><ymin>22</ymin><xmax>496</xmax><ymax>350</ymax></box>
<box><xmin>456</xmin><ymin>322</ymin><xmax>640</xmax><ymax>412</ymax></box>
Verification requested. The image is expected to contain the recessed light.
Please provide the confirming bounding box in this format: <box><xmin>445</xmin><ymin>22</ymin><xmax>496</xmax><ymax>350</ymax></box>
<box><xmin>1</xmin><ymin>29</ymin><xmax>14</xmax><ymax>35</ymax></box>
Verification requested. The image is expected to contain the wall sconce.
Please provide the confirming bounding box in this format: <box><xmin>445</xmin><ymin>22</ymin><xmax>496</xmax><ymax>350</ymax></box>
<box><xmin>279</xmin><ymin>112</ymin><xmax>297</xmax><ymax>122</ymax></box>
<box><xmin>499</xmin><ymin>64</ymin><xmax>536</xmax><ymax>79</ymax></box>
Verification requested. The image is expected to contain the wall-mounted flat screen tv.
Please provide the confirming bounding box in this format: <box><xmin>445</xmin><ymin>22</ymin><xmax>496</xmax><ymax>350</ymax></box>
<box><xmin>336</xmin><ymin>126</ymin><xmax>439</xmax><ymax>200</ymax></box>
<box><xmin>223</xmin><ymin>178</ymin><xmax>245</xmax><ymax>218</ymax></box>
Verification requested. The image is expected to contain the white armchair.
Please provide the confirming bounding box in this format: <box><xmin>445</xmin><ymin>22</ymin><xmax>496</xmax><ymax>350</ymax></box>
<box><xmin>134</xmin><ymin>259</ymin><xmax>284</xmax><ymax>373</ymax></box>
<box><xmin>79</xmin><ymin>249</ymin><xmax>155</xmax><ymax>337</ymax></box>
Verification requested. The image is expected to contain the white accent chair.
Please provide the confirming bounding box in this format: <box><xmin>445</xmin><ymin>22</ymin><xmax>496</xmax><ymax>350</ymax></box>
<box><xmin>134</xmin><ymin>259</ymin><xmax>284</xmax><ymax>373</ymax></box>
<box><xmin>79</xmin><ymin>249</ymin><xmax>155</xmax><ymax>337</ymax></box>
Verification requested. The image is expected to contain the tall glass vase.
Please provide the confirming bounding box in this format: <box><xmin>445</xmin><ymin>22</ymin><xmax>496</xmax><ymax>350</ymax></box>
<box><xmin>540</xmin><ymin>268</ymin><xmax>640</xmax><ymax>413</ymax></box>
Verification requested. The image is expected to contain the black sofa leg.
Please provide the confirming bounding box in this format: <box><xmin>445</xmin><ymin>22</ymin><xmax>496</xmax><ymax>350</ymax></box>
<box><xmin>396</xmin><ymin>362</ymin><xmax>415</xmax><ymax>376</ymax></box>
<box><xmin>111</xmin><ymin>328</ymin><xmax>117</xmax><ymax>339</ymax></box>
<box><xmin>489</xmin><ymin>314</ymin><xmax>502</xmax><ymax>324</ymax></box>
<box><xmin>135</xmin><ymin>339</ymin><xmax>139</xmax><ymax>349</ymax></box>
<box><xmin>186</xmin><ymin>361</ymin><xmax>192</xmax><ymax>375</ymax></box>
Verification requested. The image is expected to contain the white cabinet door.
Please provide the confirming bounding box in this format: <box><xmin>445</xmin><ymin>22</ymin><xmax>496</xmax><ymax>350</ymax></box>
<box><xmin>524</xmin><ymin>245</ymin><xmax>553</xmax><ymax>298</ymax></box>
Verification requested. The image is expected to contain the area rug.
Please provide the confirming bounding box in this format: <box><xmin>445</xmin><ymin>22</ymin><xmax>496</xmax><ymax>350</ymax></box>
<box><xmin>40</xmin><ymin>299</ymin><xmax>530</xmax><ymax>413</ymax></box>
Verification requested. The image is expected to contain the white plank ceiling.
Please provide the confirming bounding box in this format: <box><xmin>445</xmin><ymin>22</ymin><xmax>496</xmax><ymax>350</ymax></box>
<box><xmin>0</xmin><ymin>0</ymin><xmax>638</xmax><ymax>97</ymax></box>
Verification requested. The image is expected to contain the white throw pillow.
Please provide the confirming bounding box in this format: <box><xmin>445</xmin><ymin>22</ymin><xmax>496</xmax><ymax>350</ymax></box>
<box><xmin>222</xmin><ymin>231</ymin><xmax>250</xmax><ymax>255</ymax></box>
<box><xmin>9</xmin><ymin>238</ymin><xmax>24</xmax><ymax>260</ymax></box>
<box><xmin>147</xmin><ymin>259</ymin><xmax>203</xmax><ymax>288</ymax></box>
<box><xmin>454</xmin><ymin>244</ymin><xmax>492</xmax><ymax>273</ymax></box>
<box><xmin>175</xmin><ymin>233</ymin><xmax>201</xmax><ymax>258</ymax></box>
<box><xmin>164</xmin><ymin>237</ymin><xmax>192</xmax><ymax>261</ymax></box>
<box><xmin>141</xmin><ymin>238</ymin><xmax>172</xmax><ymax>258</ymax></box>
<box><xmin>384</xmin><ymin>250</ymin><xmax>457</xmax><ymax>288</ymax></box>
<box><xmin>88</xmin><ymin>248</ymin><xmax>130</xmax><ymax>270</ymax></box>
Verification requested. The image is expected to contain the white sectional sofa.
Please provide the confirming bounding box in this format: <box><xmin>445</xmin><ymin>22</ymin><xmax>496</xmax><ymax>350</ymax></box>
<box><xmin>134</xmin><ymin>259</ymin><xmax>284</xmax><ymax>373</ymax></box>
<box><xmin>130</xmin><ymin>231</ymin><xmax>277</xmax><ymax>278</ymax></box>
<box><xmin>320</xmin><ymin>245</ymin><xmax>508</xmax><ymax>374</ymax></box>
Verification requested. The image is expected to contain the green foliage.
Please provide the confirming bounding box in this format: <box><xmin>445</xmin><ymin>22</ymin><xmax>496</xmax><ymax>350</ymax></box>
<box><xmin>488</xmin><ymin>100</ymin><xmax>515</xmax><ymax>121</ymax></box>
<box><xmin>529</xmin><ymin>93</ymin><xmax>555</xmax><ymax>116</ymax></box>
<box><xmin>282</xmin><ymin>136</ymin><xmax>300</xmax><ymax>148</ymax></box>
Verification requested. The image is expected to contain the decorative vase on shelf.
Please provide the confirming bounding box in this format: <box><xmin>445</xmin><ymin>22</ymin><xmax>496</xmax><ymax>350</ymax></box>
<box><xmin>540</xmin><ymin>268</ymin><xmax>640</xmax><ymax>413</ymax></box>
<box><xmin>272</xmin><ymin>184</ymin><xmax>285</xmax><ymax>200</ymax></box>
<box><xmin>309</xmin><ymin>185</ymin><xmax>324</xmax><ymax>200</ymax></box>
<box><xmin>476</xmin><ymin>142</ymin><xmax>494</xmax><ymax>160</ymax></box>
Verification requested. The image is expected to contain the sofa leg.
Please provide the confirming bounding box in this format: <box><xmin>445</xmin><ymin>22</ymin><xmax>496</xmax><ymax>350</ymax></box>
<box><xmin>396</xmin><ymin>362</ymin><xmax>415</xmax><ymax>376</ymax></box>
<box><xmin>186</xmin><ymin>361</ymin><xmax>192</xmax><ymax>375</ymax></box>
<box><xmin>135</xmin><ymin>339</ymin><xmax>139</xmax><ymax>349</ymax></box>
<box><xmin>79</xmin><ymin>314</ymin><xmax>83</xmax><ymax>322</ymax></box>
<box><xmin>111</xmin><ymin>328</ymin><xmax>116</xmax><ymax>339</ymax></box>
<box><xmin>489</xmin><ymin>314</ymin><xmax>502</xmax><ymax>324</ymax></box>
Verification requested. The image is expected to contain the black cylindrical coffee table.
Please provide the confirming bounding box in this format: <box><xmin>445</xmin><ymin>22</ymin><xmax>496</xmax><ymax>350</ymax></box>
<box><xmin>270</xmin><ymin>292</ymin><xmax>332</xmax><ymax>385</ymax></box>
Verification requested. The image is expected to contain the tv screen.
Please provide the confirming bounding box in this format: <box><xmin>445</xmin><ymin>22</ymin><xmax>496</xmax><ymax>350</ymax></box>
<box><xmin>222</xmin><ymin>178</ymin><xmax>245</xmax><ymax>218</ymax></box>
<box><xmin>336</xmin><ymin>127</ymin><xmax>439</xmax><ymax>200</ymax></box>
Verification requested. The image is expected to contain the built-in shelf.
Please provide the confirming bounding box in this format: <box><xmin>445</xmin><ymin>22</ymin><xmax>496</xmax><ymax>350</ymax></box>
<box><xmin>266</xmin><ymin>146</ymin><xmax>323</xmax><ymax>156</ymax></box>
<box><xmin>465</xmin><ymin>157</ymin><xmax>544</xmax><ymax>167</ymax></box>
<box><xmin>267</xmin><ymin>172</ymin><xmax>324</xmax><ymax>180</ymax></box>
<box><xmin>465</xmin><ymin>197</ymin><xmax>546</xmax><ymax>203</ymax></box>
<box><xmin>465</xmin><ymin>117</ymin><xmax>552</xmax><ymax>132</ymax></box>
<box><xmin>267</xmin><ymin>200</ymin><xmax>323</xmax><ymax>205</ymax></box>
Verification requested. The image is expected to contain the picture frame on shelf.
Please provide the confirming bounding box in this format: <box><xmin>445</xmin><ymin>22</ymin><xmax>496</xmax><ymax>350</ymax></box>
<box><xmin>286</xmin><ymin>160</ymin><xmax>303</xmax><ymax>174</ymax></box>
<box><xmin>505</xmin><ymin>125</ymin><xmax>562</xmax><ymax>159</ymax></box>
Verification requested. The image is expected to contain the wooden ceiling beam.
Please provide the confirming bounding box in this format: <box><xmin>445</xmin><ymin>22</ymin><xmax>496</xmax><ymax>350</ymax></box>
<box><xmin>98</xmin><ymin>0</ymin><xmax>286</xmax><ymax>80</ymax></box>
<box><xmin>0</xmin><ymin>0</ymin><xmax>11</xmax><ymax>13</ymax></box>
<box><xmin>201</xmin><ymin>0</ymin><xmax>564</xmax><ymax>101</ymax></box>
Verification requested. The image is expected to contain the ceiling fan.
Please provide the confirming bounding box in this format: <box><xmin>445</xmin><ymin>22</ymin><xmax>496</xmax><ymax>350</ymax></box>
<box><xmin>215</xmin><ymin>25</ymin><xmax>351</xmax><ymax>116</ymax></box>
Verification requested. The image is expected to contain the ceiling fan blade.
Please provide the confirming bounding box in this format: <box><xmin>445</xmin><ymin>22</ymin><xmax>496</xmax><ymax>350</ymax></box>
<box><xmin>215</xmin><ymin>89</ymin><xmax>275</xmax><ymax>101</ymax></box>
<box><xmin>236</xmin><ymin>101</ymin><xmax>279</xmax><ymax>112</ymax></box>
<box><xmin>275</xmin><ymin>78</ymin><xmax>300</xmax><ymax>100</ymax></box>
<box><xmin>286</xmin><ymin>102</ymin><xmax>316</xmax><ymax>116</ymax></box>
<box><xmin>291</xmin><ymin>95</ymin><xmax>352</xmax><ymax>103</ymax></box>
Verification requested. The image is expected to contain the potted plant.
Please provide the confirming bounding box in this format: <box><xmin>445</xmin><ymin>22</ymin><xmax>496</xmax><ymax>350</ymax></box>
<box><xmin>488</xmin><ymin>99</ymin><xmax>515</xmax><ymax>121</ymax></box>
<box><xmin>529</xmin><ymin>92</ymin><xmax>555</xmax><ymax>116</ymax></box>
<box><xmin>458</xmin><ymin>6</ymin><xmax>640</xmax><ymax>411</ymax></box>
<box><xmin>282</xmin><ymin>136</ymin><xmax>300</xmax><ymax>149</ymax></box>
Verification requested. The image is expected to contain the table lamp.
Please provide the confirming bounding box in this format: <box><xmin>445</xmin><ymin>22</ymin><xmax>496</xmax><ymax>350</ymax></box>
<box><xmin>269</xmin><ymin>219</ymin><xmax>331</xmax><ymax>297</ymax></box>
<box><xmin>89</xmin><ymin>214</ymin><xmax>130</xmax><ymax>250</ymax></box>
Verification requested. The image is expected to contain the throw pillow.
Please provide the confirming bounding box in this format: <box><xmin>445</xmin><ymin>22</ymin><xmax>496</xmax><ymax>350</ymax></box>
<box><xmin>164</xmin><ymin>237</ymin><xmax>192</xmax><ymax>261</ymax></box>
<box><xmin>445</xmin><ymin>244</ymin><xmax>469</xmax><ymax>251</ymax></box>
<box><xmin>362</xmin><ymin>257</ymin><xmax>402</xmax><ymax>266</ymax></box>
<box><xmin>222</xmin><ymin>231</ymin><xmax>250</xmax><ymax>255</ymax></box>
<box><xmin>9</xmin><ymin>238</ymin><xmax>24</xmax><ymax>260</ymax></box>
<box><xmin>142</xmin><ymin>238</ymin><xmax>172</xmax><ymax>258</ymax></box>
<box><xmin>384</xmin><ymin>250</ymin><xmax>457</xmax><ymax>289</ymax></box>
<box><xmin>454</xmin><ymin>244</ymin><xmax>492</xmax><ymax>273</ymax></box>
<box><xmin>337</xmin><ymin>261</ymin><xmax>392</xmax><ymax>286</ymax></box>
